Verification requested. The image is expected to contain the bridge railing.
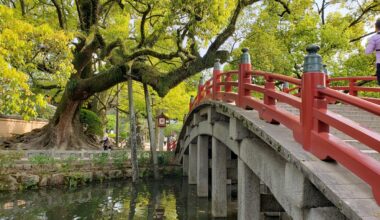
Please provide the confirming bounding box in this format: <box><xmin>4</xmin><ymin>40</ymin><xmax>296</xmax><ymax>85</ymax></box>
<box><xmin>327</xmin><ymin>76</ymin><xmax>380</xmax><ymax>104</ymax></box>
<box><xmin>188</xmin><ymin>45</ymin><xmax>380</xmax><ymax>205</ymax></box>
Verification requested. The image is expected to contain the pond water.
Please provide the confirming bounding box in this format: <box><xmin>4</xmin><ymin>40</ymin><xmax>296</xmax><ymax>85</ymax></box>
<box><xmin>0</xmin><ymin>178</ymin><xmax>237</xmax><ymax>220</ymax></box>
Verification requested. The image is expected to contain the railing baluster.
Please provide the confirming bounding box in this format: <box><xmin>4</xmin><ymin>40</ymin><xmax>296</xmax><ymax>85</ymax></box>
<box><xmin>349</xmin><ymin>78</ymin><xmax>358</xmax><ymax>96</ymax></box>
<box><xmin>262</xmin><ymin>75</ymin><xmax>279</xmax><ymax>124</ymax></box>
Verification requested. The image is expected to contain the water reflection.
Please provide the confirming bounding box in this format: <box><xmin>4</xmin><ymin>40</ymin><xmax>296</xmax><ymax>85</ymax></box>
<box><xmin>0</xmin><ymin>178</ymin><xmax>237</xmax><ymax>220</ymax></box>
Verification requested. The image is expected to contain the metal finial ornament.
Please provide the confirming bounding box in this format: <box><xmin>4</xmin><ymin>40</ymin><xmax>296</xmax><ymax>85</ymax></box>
<box><xmin>214</xmin><ymin>59</ymin><xmax>221</xmax><ymax>70</ymax></box>
<box><xmin>240</xmin><ymin>48</ymin><xmax>251</xmax><ymax>64</ymax></box>
<box><xmin>303</xmin><ymin>44</ymin><xmax>323</xmax><ymax>73</ymax></box>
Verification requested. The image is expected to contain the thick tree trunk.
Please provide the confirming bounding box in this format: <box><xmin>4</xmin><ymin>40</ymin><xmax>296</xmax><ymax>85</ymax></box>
<box><xmin>2</xmin><ymin>81</ymin><xmax>99</xmax><ymax>150</ymax></box>
<box><xmin>144</xmin><ymin>83</ymin><xmax>159</xmax><ymax>179</ymax></box>
<box><xmin>128</xmin><ymin>77</ymin><xmax>139</xmax><ymax>182</ymax></box>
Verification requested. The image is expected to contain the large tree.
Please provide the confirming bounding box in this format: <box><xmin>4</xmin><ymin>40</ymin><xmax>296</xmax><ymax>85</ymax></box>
<box><xmin>1</xmin><ymin>0</ymin><xmax>261</xmax><ymax>149</ymax></box>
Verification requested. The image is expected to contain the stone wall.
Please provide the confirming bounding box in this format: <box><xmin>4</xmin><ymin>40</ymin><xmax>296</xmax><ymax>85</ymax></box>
<box><xmin>0</xmin><ymin>116</ymin><xmax>48</xmax><ymax>138</ymax></box>
<box><xmin>0</xmin><ymin>161</ymin><xmax>181</xmax><ymax>191</ymax></box>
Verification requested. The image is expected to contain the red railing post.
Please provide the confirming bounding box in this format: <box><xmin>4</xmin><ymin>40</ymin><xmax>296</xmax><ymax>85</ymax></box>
<box><xmin>212</xmin><ymin>59</ymin><xmax>221</xmax><ymax>100</ymax></box>
<box><xmin>349</xmin><ymin>79</ymin><xmax>358</xmax><ymax>96</ymax></box>
<box><xmin>237</xmin><ymin>48</ymin><xmax>252</xmax><ymax>108</ymax></box>
<box><xmin>299</xmin><ymin>45</ymin><xmax>326</xmax><ymax>151</ymax></box>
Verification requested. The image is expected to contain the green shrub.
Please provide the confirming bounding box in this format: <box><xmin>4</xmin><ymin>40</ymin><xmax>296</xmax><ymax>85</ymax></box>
<box><xmin>80</xmin><ymin>109</ymin><xmax>103</xmax><ymax>136</ymax></box>
<box><xmin>93</xmin><ymin>153</ymin><xmax>109</xmax><ymax>166</ymax></box>
<box><xmin>112</xmin><ymin>151</ymin><xmax>129</xmax><ymax>169</ymax></box>
<box><xmin>61</xmin><ymin>155</ymin><xmax>78</xmax><ymax>172</ymax></box>
<box><xmin>29</xmin><ymin>154</ymin><xmax>55</xmax><ymax>165</ymax></box>
<box><xmin>157</xmin><ymin>152</ymin><xmax>174</xmax><ymax>165</ymax></box>
<box><xmin>65</xmin><ymin>172</ymin><xmax>89</xmax><ymax>188</ymax></box>
<box><xmin>0</xmin><ymin>151</ymin><xmax>24</xmax><ymax>168</ymax></box>
<box><xmin>138</xmin><ymin>151</ymin><xmax>151</xmax><ymax>166</ymax></box>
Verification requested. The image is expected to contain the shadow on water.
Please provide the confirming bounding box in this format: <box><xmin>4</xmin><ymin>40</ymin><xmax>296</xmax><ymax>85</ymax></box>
<box><xmin>0</xmin><ymin>178</ymin><xmax>237</xmax><ymax>220</ymax></box>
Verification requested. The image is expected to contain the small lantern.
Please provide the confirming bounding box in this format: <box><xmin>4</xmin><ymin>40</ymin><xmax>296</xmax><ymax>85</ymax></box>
<box><xmin>157</xmin><ymin>113</ymin><xmax>168</xmax><ymax>127</ymax></box>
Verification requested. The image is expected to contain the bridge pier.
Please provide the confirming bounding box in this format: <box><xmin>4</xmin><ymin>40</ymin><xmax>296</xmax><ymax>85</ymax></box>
<box><xmin>197</xmin><ymin>135</ymin><xmax>209</xmax><ymax>197</ymax></box>
<box><xmin>238</xmin><ymin>158</ymin><xmax>260</xmax><ymax>220</ymax></box>
<box><xmin>284</xmin><ymin>163</ymin><xmax>331</xmax><ymax>208</ymax></box>
<box><xmin>188</xmin><ymin>143</ymin><xmax>197</xmax><ymax>184</ymax></box>
<box><xmin>182</xmin><ymin>154</ymin><xmax>188</xmax><ymax>176</ymax></box>
<box><xmin>211</xmin><ymin>137</ymin><xmax>227</xmax><ymax>217</ymax></box>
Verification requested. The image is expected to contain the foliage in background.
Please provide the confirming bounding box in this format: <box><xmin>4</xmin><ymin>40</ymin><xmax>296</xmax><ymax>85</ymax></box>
<box><xmin>0</xmin><ymin>6</ymin><xmax>73</xmax><ymax>119</ymax></box>
<box><xmin>164</xmin><ymin>122</ymin><xmax>183</xmax><ymax>137</ymax></box>
<box><xmin>118</xmin><ymin>81</ymin><xmax>196</xmax><ymax>122</ymax></box>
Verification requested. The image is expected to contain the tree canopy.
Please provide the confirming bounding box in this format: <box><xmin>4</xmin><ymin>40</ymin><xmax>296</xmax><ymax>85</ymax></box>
<box><xmin>0</xmin><ymin>0</ymin><xmax>379</xmax><ymax>149</ymax></box>
<box><xmin>232</xmin><ymin>0</ymin><xmax>379</xmax><ymax>79</ymax></box>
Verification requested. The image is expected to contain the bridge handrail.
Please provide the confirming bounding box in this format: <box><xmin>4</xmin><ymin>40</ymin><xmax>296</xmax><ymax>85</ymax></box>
<box><xmin>319</xmin><ymin>87</ymin><xmax>380</xmax><ymax>116</ymax></box>
<box><xmin>187</xmin><ymin>46</ymin><xmax>380</xmax><ymax>205</ymax></box>
<box><xmin>326</xmin><ymin>76</ymin><xmax>380</xmax><ymax>98</ymax></box>
<box><xmin>250</xmin><ymin>70</ymin><xmax>302</xmax><ymax>85</ymax></box>
<box><xmin>327</xmin><ymin>76</ymin><xmax>377</xmax><ymax>82</ymax></box>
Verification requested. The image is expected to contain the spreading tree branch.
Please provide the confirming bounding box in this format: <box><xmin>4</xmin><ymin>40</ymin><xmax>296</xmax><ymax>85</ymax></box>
<box><xmin>137</xmin><ymin>4</ymin><xmax>152</xmax><ymax>49</ymax></box>
<box><xmin>73</xmin><ymin>64</ymin><xmax>130</xmax><ymax>100</ymax></box>
<box><xmin>350</xmin><ymin>31</ymin><xmax>376</xmax><ymax>43</ymax></box>
<box><xmin>51</xmin><ymin>0</ymin><xmax>65</xmax><ymax>29</ymax></box>
<box><xmin>275</xmin><ymin>0</ymin><xmax>291</xmax><ymax>17</ymax></box>
<box><xmin>348</xmin><ymin>1</ymin><xmax>380</xmax><ymax>28</ymax></box>
<box><xmin>72</xmin><ymin>33</ymin><xmax>105</xmax><ymax>74</ymax></box>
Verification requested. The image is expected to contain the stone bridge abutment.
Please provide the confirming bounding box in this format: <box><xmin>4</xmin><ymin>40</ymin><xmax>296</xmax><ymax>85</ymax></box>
<box><xmin>176</xmin><ymin>101</ymin><xmax>377</xmax><ymax>220</ymax></box>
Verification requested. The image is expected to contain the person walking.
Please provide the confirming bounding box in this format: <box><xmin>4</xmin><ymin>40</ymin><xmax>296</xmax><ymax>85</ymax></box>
<box><xmin>365</xmin><ymin>19</ymin><xmax>380</xmax><ymax>85</ymax></box>
<box><xmin>102</xmin><ymin>133</ymin><xmax>110</xmax><ymax>151</ymax></box>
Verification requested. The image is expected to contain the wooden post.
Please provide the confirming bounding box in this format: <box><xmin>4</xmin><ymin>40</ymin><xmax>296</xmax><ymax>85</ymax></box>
<box><xmin>237</xmin><ymin>48</ymin><xmax>252</xmax><ymax>108</ymax></box>
<box><xmin>212</xmin><ymin>59</ymin><xmax>222</xmax><ymax>100</ymax></box>
<box><xmin>299</xmin><ymin>45</ymin><xmax>326</xmax><ymax>151</ymax></box>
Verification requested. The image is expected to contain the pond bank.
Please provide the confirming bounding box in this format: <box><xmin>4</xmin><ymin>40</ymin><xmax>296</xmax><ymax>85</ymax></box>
<box><xmin>0</xmin><ymin>151</ymin><xmax>180</xmax><ymax>191</ymax></box>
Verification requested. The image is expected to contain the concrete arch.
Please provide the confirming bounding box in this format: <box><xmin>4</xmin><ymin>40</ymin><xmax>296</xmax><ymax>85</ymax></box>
<box><xmin>176</xmin><ymin>101</ymin><xmax>379</xmax><ymax>220</ymax></box>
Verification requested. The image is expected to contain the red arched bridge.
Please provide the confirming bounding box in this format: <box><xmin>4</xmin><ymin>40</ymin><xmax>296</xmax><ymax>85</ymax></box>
<box><xmin>174</xmin><ymin>45</ymin><xmax>380</xmax><ymax>219</ymax></box>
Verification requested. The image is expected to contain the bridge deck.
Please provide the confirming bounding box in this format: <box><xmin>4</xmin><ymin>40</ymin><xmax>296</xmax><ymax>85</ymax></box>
<box><xmin>184</xmin><ymin>101</ymin><xmax>380</xmax><ymax>220</ymax></box>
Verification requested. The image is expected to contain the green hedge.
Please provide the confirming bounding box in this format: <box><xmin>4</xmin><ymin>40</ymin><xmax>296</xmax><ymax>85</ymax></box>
<box><xmin>79</xmin><ymin>109</ymin><xmax>103</xmax><ymax>136</ymax></box>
